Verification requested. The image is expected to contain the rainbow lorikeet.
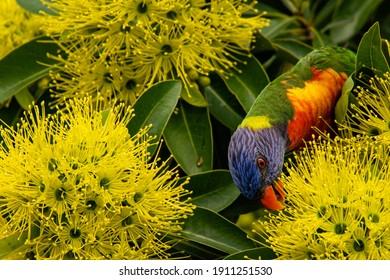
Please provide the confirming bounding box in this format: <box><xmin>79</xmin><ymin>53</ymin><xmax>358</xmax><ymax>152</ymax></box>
<box><xmin>228</xmin><ymin>46</ymin><xmax>355</xmax><ymax>210</ymax></box>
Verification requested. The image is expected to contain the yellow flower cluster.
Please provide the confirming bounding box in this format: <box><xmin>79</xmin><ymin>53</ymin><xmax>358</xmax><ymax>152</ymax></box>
<box><xmin>0</xmin><ymin>0</ymin><xmax>43</xmax><ymax>59</ymax></box>
<box><xmin>42</xmin><ymin>0</ymin><xmax>269</xmax><ymax>105</ymax></box>
<box><xmin>0</xmin><ymin>98</ymin><xmax>194</xmax><ymax>260</ymax></box>
<box><xmin>348</xmin><ymin>72</ymin><xmax>390</xmax><ymax>141</ymax></box>
<box><xmin>253</xmin><ymin>136</ymin><xmax>390</xmax><ymax>260</ymax></box>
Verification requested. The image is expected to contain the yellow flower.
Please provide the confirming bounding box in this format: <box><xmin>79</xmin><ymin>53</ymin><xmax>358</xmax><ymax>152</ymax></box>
<box><xmin>345</xmin><ymin>227</ymin><xmax>373</xmax><ymax>260</ymax></box>
<box><xmin>252</xmin><ymin>136</ymin><xmax>390</xmax><ymax>260</ymax></box>
<box><xmin>50</xmin><ymin>48</ymin><xmax>131</xmax><ymax>105</ymax></box>
<box><xmin>42</xmin><ymin>0</ymin><xmax>269</xmax><ymax>106</ymax></box>
<box><xmin>345</xmin><ymin>72</ymin><xmax>390</xmax><ymax>137</ymax></box>
<box><xmin>0</xmin><ymin>0</ymin><xmax>44</xmax><ymax>59</ymax></box>
<box><xmin>0</xmin><ymin>98</ymin><xmax>194</xmax><ymax>259</ymax></box>
<box><xmin>368</xmin><ymin>227</ymin><xmax>390</xmax><ymax>259</ymax></box>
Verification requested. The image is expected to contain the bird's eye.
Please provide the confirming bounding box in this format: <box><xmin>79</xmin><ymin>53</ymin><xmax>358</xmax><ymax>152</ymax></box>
<box><xmin>257</xmin><ymin>156</ymin><xmax>267</xmax><ymax>169</ymax></box>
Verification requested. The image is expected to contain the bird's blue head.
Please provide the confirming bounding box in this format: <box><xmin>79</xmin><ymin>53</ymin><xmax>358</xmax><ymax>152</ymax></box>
<box><xmin>228</xmin><ymin>125</ymin><xmax>287</xmax><ymax>210</ymax></box>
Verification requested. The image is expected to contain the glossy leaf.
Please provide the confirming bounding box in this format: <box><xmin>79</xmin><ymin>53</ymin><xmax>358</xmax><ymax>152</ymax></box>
<box><xmin>335</xmin><ymin>75</ymin><xmax>355</xmax><ymax>124</ymax></box>
<box><xmin>222</xmin><ymin>55</ymin><xmax>269</xmax><ymax>112</ymax></box>
<box><xmin>185</xmin><ymin>170</ymin><xmax>240</xmax><ymax>212</ymax></box>
<box><xmin>14</xmin><ymin>88</ymin><xmax>35</xmax><ymax>111</ymax></box>
<box><xmin>0</xmin><ymin>37</ymin><xmax>60</xmax><ymax>103</ymax></box>
<box><xmin>273</xmin><ymin>39</ymin><xmax>313</xmax><ymax>64</ymax></box>
<box><xmin>204</xmin><ymin>74</ymin><xmax>244</xmax><ymax>130</ymax></box>
<box><xmin>219</xmin><ymin>194</ymin><xmax>262</xmax><ymax>221</ymax></box>
<box><xmin>100</xmin><ymin>108</ymin><xmax>111</xmax><ymax>126</ymax></box>
<box><xmin>17</xmin><ymin>0</ymin><xmax>56</xmax><ymax>15</ymax></box>
<box><xmin>224</xmin><ymin>247</ymin><xmax>276</xmax><ymax>260</ymax></box>
<box><xmin>170</xmin><ymin>238</ymin><xmax>224</xmax><ymax>259</ymax></box>
<box><xmin>180</xmin><ymin>85</ymin><xmax>208</xmax><ymax>107</ymax></box>
<box><xmin>261</xmin><ymin>17</ymin><xmax>296</xmax><ymax>40</ymax></box>
<box><xmin>127</xmin><ymin>80</ymin><xmax>182</xmax><ymax>155</ymax></box>
<box><xmin>356</xmin><ymin>22</ymin><xmax>389</xmax><ymax>74</ymax></box>
<box><xmin>330</xmin><ymin>0</ymin><xmax>382</xmax><ymax>44</ymax></box>
<box><xmin>180</xmin><ymin>207</ymin><xmax>256</xmax><ymax>254</ymax></box>
<box><xmin>163</xmin><ymin>101</ymin><xmax>212</xmax><ymax>175</ymax></box>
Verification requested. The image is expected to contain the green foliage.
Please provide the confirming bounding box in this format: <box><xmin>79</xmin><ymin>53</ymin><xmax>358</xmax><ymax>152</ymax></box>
<box><xmin>224</xmin><ymin>247</ymin><xmax>276</xmax><ymax>260</ymax></box>
<box><xmin>127</xmin><ymin>80</ymin><xmax>182</xmax><ymax>156</ymax></box>
<box><xmin>329</xmin><ymin>0</ymin><xmax>382</xmax><ymax>44</ymax></box>
<box><xmin>180</xmin><ymin>85</ymin><xmax>208</xmax><ymax>107</ymax></box>
<box><xmin>184</xmin><ymin>170</ymin><xmax>240</xmax><ymax>212</ymax></box>
<box><xmin>0</xmin><ymin>0</ymin><xmax>388</xmax><ymax>260</ymax></box>
<box><xmin>179</xmin><ymin>207</ymin><xmax>256</xmax><ymax>254</ymax></box>
<box><xmin>0</xmin><ymin>230</ymin><xmax>29</xmax><ymax>259</ymax></box>
<box><xmin>0</xmin><ymin>37</ymin><xmax>60</xmax><ymax>103</ymax></box>
<box><xmin>335</xmin><ymin>22</ymin><xmax>389</xmax><ymax>124</ymax></box>
<box><xmin>335</xmin><ymin>76</ymin><xmax>355</xmax><ymax>124</ymax></box>
<box><xmin>222</xmin><ymin>55</ymin><xmax>269</xmax><ymax>112</ymax></box>
<box><xmin>204</xmin><ymin>74</ymin><xmax>245</xmax><ymax>130</ymax></box>
<box><xmin>17</xmin><ymin>0</ymin><xmax>55</xmax><ymax>15</ymax></box>
<box><xmin>356</xmin><ymin>22</ymin><xmax>390</xmax><ymax>75</ymax></box>
<box><xmin>164</xmin><ymin>102</ymin><xmax>213</xmax><ymax>175</ymax></box>
<box><xmin>0</xmin><ymin>227</ymin><xmax>39</xmax><ymax>259</ymax></box>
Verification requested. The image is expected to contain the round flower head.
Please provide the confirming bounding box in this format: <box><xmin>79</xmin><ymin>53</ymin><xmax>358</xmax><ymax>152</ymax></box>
<box><xmin>252</xmin><ymin>136</ymin><xmax>390</xmax><ymax>260</ymax></box>
<box><xmin>345</xmin><ymin>71</ymin><xmax>390</xmax><ymax>139</ymax></box>
<box><xmin>41</xmin><ymin>0</ymin><xmax>269</xmax><ymax>106</ymax></box>
<box><xmin>0</xmin><ymin>97</ymin><xmax>194</xmax><ymax>260</ymax></box>
<box><xmin>0</xmin><ymin>0</ymin><xmax>44</xmax><ymax>59</ymax></box>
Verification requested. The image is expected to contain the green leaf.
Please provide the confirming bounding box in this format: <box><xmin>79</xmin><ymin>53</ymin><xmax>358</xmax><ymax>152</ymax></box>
<box><xmin>224</xmin><ymin>247</ymin><xmax>276</xmax><ymax>260</ymax></box>
<box><xmin>0</xmin><ymin>231</ymin><xmax>28</xmax><ymax>259</ymax></box>
<box><xmin>0</xmin><ymin>225</ymin><xmax>40</xmax><ymax>259</ymax></box>
<box><xmin>127</xmin><ymin>80</ymin><xmax>182</xmax><ymax>155</ymax></box>
<box><xmin>185</xmin><ymin>170</ymin><xmax>240</xmax><ymax>212</ymax></box>
<box><xmin>335</xmin><ymin>75</ymin><xmax>354</xmax><ymax>124</ymax></box>
<box><xmin>100</xmin><ymin>108</ymin><xmax>111</xmax><ymax>126</ymax></box>
<box><xmin>17</xmin><ymin>0</ymin><xmax>56</xmax><ymax>15</ymax></box>
<box><xmin>164</xmin><ymin>101</ymin><xmax>212</xmax><ymax>175</ymax></box>
<box><xmin>180</xmin><ymin>207</ymin><xmax>256</xmax><ymax>254</ymax></box>
<box><xmin>14</xmin><ymin>88</ymin><xmax>35</xmax><ymax>111</ymax></box>
<box><xmin>262</xmin><ymin>17</ymin><xmax>296</xmax><ymax>40</ymax></box>
<box><xmin>311</xmin><ymin>28</ymin><xmax>333</xmax><ymax>48</ymax></box>
<box><xmin>222</xmin><ymin>55</ymin><xmax>269</xmax><ymax>112</ymax></box>
<box><xmin>273</xmin><ymin>39</ymin><xmax>313</xmax><ymax>64</ymax></box>
<box><xmin>329</xmin><ymin>0</ymin><xmax>382</xmax><ymax>44</ymax></box>
<box><xmin>252</xmin><ymin>32</ymin><xmax>275</xmax><ymax>53</ymax></box>
<box><xmin>219</xmin><ymin>195</ymin><xmax>262</xmax><ymax>221</ymax></box>
<box><xmin>0</xmin><ymin>37</ymin><xmax>60</xmax><ymax>103</ymax></box>
<box><xmin>356</xmin><ymin>22</ymin><xmax>389</xmax><ymax>75</ymax></box>
<box><xmin>170</xmin><ymin>237</ymin><xmax>225</xmax><ymax>259</ymax></box>
<box><xmin>255</xmin><ymin>1</ymin><xmax>290</xmax><ymax>15</ymax></box>
<box><xmin>204</xmin><ymin>74</ymin><xmax>244</xmax><ymax>130</ymax></box>
<box><xmin>180</xmin><ymin>85</ymin><xmax>208</xmax><ymax>107</ymax></box>
<box><xmin>312</xmin><ymin>0</ymin><xmax>338</xmax><ymax>28</ymax></box>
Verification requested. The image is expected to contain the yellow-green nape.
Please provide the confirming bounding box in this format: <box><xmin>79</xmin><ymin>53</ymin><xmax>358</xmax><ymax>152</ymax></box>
<box><xmin>239</xmin><ymin>116</ymin><xmax>272</xmax><ymax>130</ymax></box>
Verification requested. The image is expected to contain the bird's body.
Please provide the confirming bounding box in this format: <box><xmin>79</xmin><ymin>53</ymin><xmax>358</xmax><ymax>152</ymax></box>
<box><xmin>228</xmin><ymin>46</ymin><xmax>355</xmax><ymax>210</ymax></box>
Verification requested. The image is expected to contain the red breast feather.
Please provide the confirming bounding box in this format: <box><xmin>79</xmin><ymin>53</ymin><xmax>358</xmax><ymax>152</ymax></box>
<box><xmin>286</xmin><ymin>67</ymin><xmax>347</xmax><ymax>151</ymax></box>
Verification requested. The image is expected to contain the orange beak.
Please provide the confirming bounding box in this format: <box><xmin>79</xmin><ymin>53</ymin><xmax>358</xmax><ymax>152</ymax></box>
<box><xmin>260</xmin><ymin>180</ymin><xmax>285</xmax><ymax>210</ymax></box>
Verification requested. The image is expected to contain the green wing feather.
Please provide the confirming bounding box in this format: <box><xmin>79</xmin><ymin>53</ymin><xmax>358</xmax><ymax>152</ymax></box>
<box><xmin>244</xmin><ymin>46</ymin><xmax>356</xmax><ymax>126</ymax></box>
